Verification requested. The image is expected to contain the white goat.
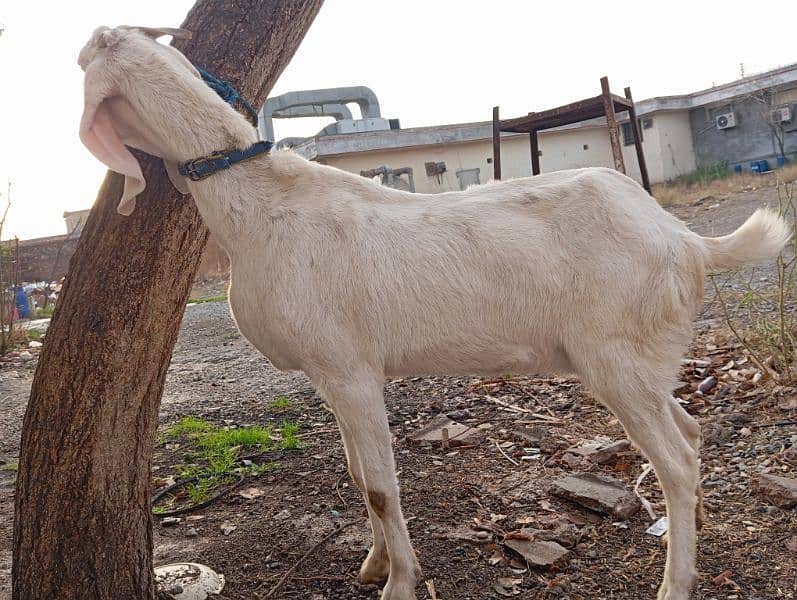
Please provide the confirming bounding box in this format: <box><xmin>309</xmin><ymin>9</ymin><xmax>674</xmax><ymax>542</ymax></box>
<box><xmin>78</xmin><ymin>26</ymin><xmax>791</xmax><ymax>600</ymax></box>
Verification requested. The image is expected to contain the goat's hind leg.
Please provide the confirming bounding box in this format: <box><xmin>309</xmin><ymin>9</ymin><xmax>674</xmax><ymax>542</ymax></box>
<box><xmin>579</xmin><ymin>351</ymin><xmax>700</xmax><ymax>600</ymax></box>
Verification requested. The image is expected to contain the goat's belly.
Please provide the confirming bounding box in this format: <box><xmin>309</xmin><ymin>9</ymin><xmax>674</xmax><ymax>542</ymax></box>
<box><xmin>384</xmin><ymin>342</ymin><xmax>571</xmax><ymax>378</ymax></box>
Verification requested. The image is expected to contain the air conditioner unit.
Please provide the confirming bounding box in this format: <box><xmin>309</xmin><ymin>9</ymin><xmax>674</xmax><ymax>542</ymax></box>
<box><xmin>771</xmin><ymin>107</ymin><xmax>792</xmax><ymax>123</ymax></box>
<box><xmin>716</xmin><ymin>112</ymin><xmax>736</xmax><ymax>130</ymax></box>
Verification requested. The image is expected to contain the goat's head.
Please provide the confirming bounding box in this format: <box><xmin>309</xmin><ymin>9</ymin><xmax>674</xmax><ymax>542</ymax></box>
<box><xmin>78</xmin><ymin>26</ymin><xmax>241</xmax><ymax>215</ymax></box>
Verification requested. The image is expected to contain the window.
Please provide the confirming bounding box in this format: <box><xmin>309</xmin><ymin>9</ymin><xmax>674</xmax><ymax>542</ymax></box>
<box><xmin>621</xmin><ymin>119</ymin><xmax>643</xmax><ymax>146</ymax></box>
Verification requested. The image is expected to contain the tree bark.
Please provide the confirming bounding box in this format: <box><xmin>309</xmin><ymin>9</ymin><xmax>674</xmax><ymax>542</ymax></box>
<box><xmin>12</xmin><ymin>2</ymin><xmax>324</xmax><ymax>599</ymax></box>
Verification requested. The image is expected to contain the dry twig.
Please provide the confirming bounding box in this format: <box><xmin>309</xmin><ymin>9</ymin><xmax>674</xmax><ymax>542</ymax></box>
<box><xmin>264</xmin><ymin>519</ymin><xmax>362</xmax><ymax>597</ymax></box>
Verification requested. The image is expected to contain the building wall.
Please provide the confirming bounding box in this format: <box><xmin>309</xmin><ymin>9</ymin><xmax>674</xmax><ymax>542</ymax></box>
<box><xmin>650</xmin><ymin>111</ymin><xmax>697</xmax><ymax>180</ymax></box>
<box><xmin>689</xmin><ymin>90</ymin><xmax>797</xmax><ymax>170</ymax></box>
<box><xmin>323</xmin><ymin>124</ymin><xmax>667</xmax><ymax>192</ymax></box>
<box><xmin>12</xmin><ymin>235</ymin><xmax>80</xmax><ymax>282</ymax></box>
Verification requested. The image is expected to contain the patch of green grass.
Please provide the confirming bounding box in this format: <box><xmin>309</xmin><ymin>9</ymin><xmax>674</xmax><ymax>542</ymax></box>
<box><xmin>279</xmin><ymin>421</ymin><xmax>300</xmax><ymax>450</ymax></box>
<box><xmin>678</xmin><ymin>161</ymin><xmax>730</xmax><ymax>186</ymax></box>
<box><xmin>0</xmin><ymin>462</ymin><xmax>18</xmax><ymax>472</ymax></box>
<box><xmin>155</xmin><ymin>417</ymin><xmax>299</xmax><ymax>511</ymax></box>
<box><xmin>187</xmin><ymin>295</ymin><xmax>228</xmax><ymax>305</ymax></box>
<box><xmin>269</xmin><ymin>396</ymin><xmax>293</xmax><ymax>412</ymax></box>
<box><xmin>198</xmin><ymin>425</ymin><xmax>273</xmax><ymax>453</ymax></box>
<box><xmin>163</xmin><ymin>416</ymin><xmax>214</xmax><ymax>439</ymax></box>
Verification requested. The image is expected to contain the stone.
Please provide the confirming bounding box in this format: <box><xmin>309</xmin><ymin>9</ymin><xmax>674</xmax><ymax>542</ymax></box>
<box><xmin>238</xmin><ymin>487</ymin><xmax>265</xmax><ymax>500</ymax></box>
<box><xmin>549</xmin><ymin>473</ymin><xmax>641</xmax><ymax>519</ymax></box>
<box><xmin>591</xmin><ymin>440</ymin><xmax>632</xmax><ymax>464</ymax></box>
<box><xmin>752</xmin><ymin>474</ymin><xmax>797</xmax><ymax>508</ymax></box>
<box><xmin>160</xmin><ymin>516</ymin><xmax>182</xmax><ymax>527</ymax></box>
<box><xmin>503</xmin><ymin>537</ymin><xmax>569</xmax><ymax>567</ymax></box>
<box><xmin>407</xmin><ymin>414</ymin><xmax>484</xmax><ymax>447</ymax></box>
<box><xmin>220</xmin><ymin>521</ymin><xmax>236</xmax><ymax>535</ymax></box>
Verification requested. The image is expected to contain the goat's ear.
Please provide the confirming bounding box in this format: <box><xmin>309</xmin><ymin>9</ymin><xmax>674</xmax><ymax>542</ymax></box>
<box><xmin>80</xmin><ymin>67</ymin><xmax>144</xmax><ymax>215</ymax></box>
<box><xmin>135</xmin><ymin>27</ymin><xmax>192</xmax><ymax>41</ymax></box>
<box><xmin>164</xmin><ymin>160</ymin><xmax>191</xmax><ymax>195</ymax></box>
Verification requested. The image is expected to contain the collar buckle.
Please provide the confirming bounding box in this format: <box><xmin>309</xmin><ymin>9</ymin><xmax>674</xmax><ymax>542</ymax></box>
<box><xmin>180</xmin><ymin>153</ymin><xmax>228</xmax><ymax>181</ymax></box>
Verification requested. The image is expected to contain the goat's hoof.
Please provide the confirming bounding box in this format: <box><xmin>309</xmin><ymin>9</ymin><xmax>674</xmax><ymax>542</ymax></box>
<box><xmin>357</xmin><ymin>548</ymin><xmax>390</xmax><ymax>585</ymax></box>
<box><xmin>379</xmin><ymin>580</ymin><xmax>417</xmax><ymax>600</ymax></box>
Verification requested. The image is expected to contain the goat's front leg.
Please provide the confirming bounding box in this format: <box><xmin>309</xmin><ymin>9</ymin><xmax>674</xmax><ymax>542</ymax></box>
<box><xmin>318</xmin><ymin>372</ymin><xmax>421</xmax><ymax>600</ymax></box>
<box><xmin>337</xmin><ymin>420</ymin><xmax>390</xmax><ymax>584</ymax></box>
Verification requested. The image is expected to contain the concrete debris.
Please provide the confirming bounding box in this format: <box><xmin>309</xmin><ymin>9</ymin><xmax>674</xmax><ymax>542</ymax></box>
<box><xmin>549</xmin><ymin>473</ymin><xmax>641</xmax><ymax>519</ymax></box>
<box><xmin>407</xmin><ymin>414</ymin><xmax>484</xmax><ymax>447</ymax></box>
<box><xmin>752</xmin><ymin>474</ymin><xmax>797</xmax><ymax>508</ymax></box>
<box><xmin>154</xmin><ymin>562</ymin><xmax>225</xmax><ymax>600</ymax></box>
<box><xmin>503</xmin><ymin>536</ymin><xmax>569</xmax><ymax>567</ymax></box>
<box><xmin>564</xmin><ymin>436</ymin><xmax>631</xmax><ymax>465</ymax></box>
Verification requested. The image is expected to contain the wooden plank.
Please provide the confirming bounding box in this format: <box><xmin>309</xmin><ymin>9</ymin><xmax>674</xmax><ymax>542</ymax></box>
<box><xmin>625</xmin><ymin>86</ymin><xmax>651</xmax><ymax>194</ymax></box>
<box><xmin>492</xmin><ymin>106</ymin><xmax>502</xmax><ymax>180</ymax></box>
<box><xmin>601</xmin><ymin>76</ymin><xmax>625</xmax><ymax>174</ymax></box>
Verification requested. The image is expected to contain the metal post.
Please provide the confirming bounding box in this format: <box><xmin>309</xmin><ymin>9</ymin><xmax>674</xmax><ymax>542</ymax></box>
<box><xmin>492</xmin><ymin>106</ymin><xmax>502</xmax><ymax>181</ymax></box>
<box><xmin>529</xmin><ymin>129</ymin><xmax>541</xmax><ymax>175</ymax></box>
<box><xmin>600</xmin><ymin>76</ymin><xmax>625</xmax><ymax>174</ymax></box>
<box><xmin>624</xmin><ymin>86</ymin><xmax>651</xmax><ymax>194</ymax></box>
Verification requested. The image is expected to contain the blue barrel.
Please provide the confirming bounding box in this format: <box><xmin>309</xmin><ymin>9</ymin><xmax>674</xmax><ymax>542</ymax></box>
<box><xmin>777</xmin><ymin>156</ymin><xmax>787</xmax><ymax>168</ymax></box>
<box><xmin>733</xmin><ymin>164</ymin><xmax>743</xmax><ymax>174</ymax></box>
<box><xmin>14</xmin><ymin>286</ymin><xmax>30</xmax><ymax>319</ymax></box>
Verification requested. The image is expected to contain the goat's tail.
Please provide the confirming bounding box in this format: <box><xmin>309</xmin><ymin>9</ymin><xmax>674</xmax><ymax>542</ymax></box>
<box><xmin>702</xmin><ymin>208</ymin><xmax>792</xmax><ymax>271</ymax></box>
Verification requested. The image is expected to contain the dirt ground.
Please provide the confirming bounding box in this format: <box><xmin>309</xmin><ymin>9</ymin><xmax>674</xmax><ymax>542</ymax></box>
<box><xmin>1</xmin><ymin>184</ymin><xmax>795</xmax><ymax>600</ymax></box>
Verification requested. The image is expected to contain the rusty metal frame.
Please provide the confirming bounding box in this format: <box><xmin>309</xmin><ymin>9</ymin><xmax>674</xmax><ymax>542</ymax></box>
<box><xmin>492</xmin><ymin>76</ymin><xmax>651</xmax><ymax>194</ymax></box>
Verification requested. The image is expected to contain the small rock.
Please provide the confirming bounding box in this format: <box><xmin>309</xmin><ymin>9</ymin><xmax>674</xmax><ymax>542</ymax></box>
<box><xmin>513</xmin><ymin>426</ymin><xmax>545</xmax><ymax>447</ymax></box>
<box><xmin>18</xmin><ymin>351</ymin><xmax>33</xmax><ymax>362</ymax></box>
<box><xmin>494</xmin><ymin>576</ymin><xmax>522</xmax><ymax>597</ymax></box>
<box><xmin>220</xmin><ymin>521</ymin><xmax>236</xmax><ymax>535</ymax></box>
<box><xmin>591</xmin><ymin>440</ymin><xmax>632</xmax><ymax>465</ymax></box>
<box><xmin>28</xmin><ymin>340</ymin><xmax>42</xmax><ymax>348</ymax></box>
<box><xmin>185</xmin><ymin>527</ymin><xmax>199</xmax><ymax>537</ymax></box>
<box><xmin>503</xmin><ymin>537</ymin><xmax>569</xmax><ymax>567</ymax></box>
<box><xmin>752</xmin><ymin>474</ymin><xmax>797</xmax><ymax>508</ymax></box>
<box><xmin>239</xmin><ymin>487</ymin><xmax>265</xmax><ymax>500</ymax></box>
<box><xmin>161</xmin><ymin>517</ymin><xmax>182</xmax><ymax>527</ymax></box>
<box><xmin>697</xmin><ymin>376</ymin><xmax>717</xmax><ymax>395</ymax></box>
<box><xmin>273</xmin><ymin>509</ymin><xmax>291</xmax><ymax>521</ymax></box>
<box><xmin>549</xmin><ymin>473</ymin><xmax>640</xmax><ymax>519</ymax></box>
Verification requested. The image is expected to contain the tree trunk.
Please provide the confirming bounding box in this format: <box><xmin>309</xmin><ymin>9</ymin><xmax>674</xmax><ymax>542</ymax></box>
<box><xmin>12</xmin><ymin>2</ymin><xmax>324</xmax><ymax>599</ymax></box>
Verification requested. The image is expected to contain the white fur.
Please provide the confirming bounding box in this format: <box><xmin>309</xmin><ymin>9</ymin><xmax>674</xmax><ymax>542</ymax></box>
<box><xmin>78</xmin><ymin>27</ymin><xmax>792</xmax><ymax>600</ymax></box>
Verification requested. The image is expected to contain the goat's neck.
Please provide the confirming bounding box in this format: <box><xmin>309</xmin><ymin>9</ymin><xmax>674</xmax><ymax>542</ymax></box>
<box><xmin>171</xmin><ymin>105</ymin><xmax>259</xmax><ymax>162</ymax></box>
<box><xmin>186</xmin><ymin>157</ymin><xmax>283</xmax><ymax>259</ymax></box>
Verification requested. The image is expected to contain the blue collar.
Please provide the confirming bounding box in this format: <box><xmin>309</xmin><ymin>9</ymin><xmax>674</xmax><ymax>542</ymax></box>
<box><xmin>178</xmin><ymin>140</ymin><xmax>273</xmax><ymax>181</ymax></box>
<box><xmin>178</xmin><ymin>66</ymin><xmax>273</xmax><ymax>181</ymax></box>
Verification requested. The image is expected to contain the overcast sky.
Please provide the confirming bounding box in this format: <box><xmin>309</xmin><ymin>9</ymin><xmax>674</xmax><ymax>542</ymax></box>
<box><xmin>0</xmin><ymin>1</ymin><xmax>794</xmax><ymax>239</ymax></box>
